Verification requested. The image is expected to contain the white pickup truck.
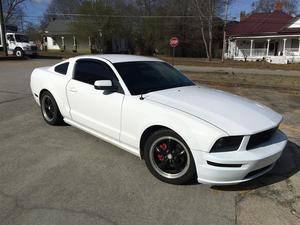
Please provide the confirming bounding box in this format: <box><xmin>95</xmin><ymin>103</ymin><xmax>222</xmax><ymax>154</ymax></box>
<box><xmin>6</xmin><ymin>32</ymin><xmax>38</xmax><ymax>57</ymax></box>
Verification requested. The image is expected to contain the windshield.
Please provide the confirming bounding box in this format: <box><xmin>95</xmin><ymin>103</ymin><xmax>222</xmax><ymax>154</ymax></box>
<box><xmin>114</xmin><ymin>61</ymin><xmax>195</xmax><ymax>95</ymax></box>
<box><xmin>15</xmin><ymin>34</ymin><xmax>29</xmax><ymax>43</ymax></box>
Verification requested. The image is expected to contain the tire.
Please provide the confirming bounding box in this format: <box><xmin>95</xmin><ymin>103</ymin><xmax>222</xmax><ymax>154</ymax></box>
<box><xmin>40</xmin><ymin>91</ymin><xmax>63</xmax><ymax>125</ymax></box>
<box><xmin>144</xmin><ymin>129</ymin><xmax>196</xmax><ymax>184</ymax></box>
<box><xmin>14</xmin><ymin>48</ymin><xmax>24</xmax><ymax>58</ymax></box>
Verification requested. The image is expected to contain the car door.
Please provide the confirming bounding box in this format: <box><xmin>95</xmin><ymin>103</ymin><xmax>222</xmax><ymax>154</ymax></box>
<box><xmin>6</xmin><ymin>34</ymin><xmax>15</xmax><ymax>51</ymax></box>
<box><xmin>66</xmin><ymin>59</ymin><xmax>125</xmax><ymax>140</ymax></box>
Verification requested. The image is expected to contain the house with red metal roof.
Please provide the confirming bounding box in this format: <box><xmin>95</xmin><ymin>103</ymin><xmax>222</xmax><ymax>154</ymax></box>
<box><xmin>226</xmin><ymin>3</ymin><xmax>300</xmax><ymax>64</ymax></box>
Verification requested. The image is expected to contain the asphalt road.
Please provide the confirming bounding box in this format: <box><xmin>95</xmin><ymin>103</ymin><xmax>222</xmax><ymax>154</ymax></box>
<box><xmin>0</xmin><ymin>58</ymin><xmax>299</xmax><ymax>225</ymax></box>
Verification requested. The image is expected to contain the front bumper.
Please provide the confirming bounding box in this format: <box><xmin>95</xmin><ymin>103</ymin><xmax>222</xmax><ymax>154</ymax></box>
<box><xmin>192</xmin><ymin>130</ymin><xmax>287</xmax><ymax>185</ymax></box>
<box><xmin>24</xmin><ymin>50</ymin><xmax>37</xmax><ymax>55</ymax></box>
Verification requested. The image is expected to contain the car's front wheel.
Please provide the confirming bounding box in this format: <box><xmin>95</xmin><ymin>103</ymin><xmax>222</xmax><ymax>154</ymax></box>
<box><xmin>40</xmin><ymin>91</ymin><xmax>63</xmax><ymax>125</ymax></box>
<box><xmin>144</xmin><ymin>129</ymin><xmax>196</xmax><ymax>184</ymax></box>
<box><xmin>14</xmin><ymin>48</ymin><xmax>24</xmax><ymax>58</ymax></box>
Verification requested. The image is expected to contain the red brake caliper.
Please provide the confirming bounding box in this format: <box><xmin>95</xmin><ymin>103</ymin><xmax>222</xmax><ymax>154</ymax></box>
<box><xmin>157</xmin><ymin>143</ymin><xmax>167</xmax><ymax>161</ymax></box>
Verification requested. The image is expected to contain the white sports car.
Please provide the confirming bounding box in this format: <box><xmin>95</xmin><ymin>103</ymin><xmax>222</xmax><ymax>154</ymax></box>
<box><xmin>30</xmin><ymin>55</ymin><xmax>287</xmax><ymax>185</ymax></box>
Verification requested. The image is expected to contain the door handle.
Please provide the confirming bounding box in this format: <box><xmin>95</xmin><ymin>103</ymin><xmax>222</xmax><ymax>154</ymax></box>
<box><xmin>68</xmin><ymin>87</ymin><xmax>78</xmax><ymax>93</ymax></box>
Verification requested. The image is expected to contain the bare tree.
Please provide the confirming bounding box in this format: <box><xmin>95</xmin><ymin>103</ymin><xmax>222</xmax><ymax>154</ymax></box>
<box><xmin>3</xmin><ymin>0</ymin><xmax>26</xmax><ymax>22</ymax></box>
<box><xmin>194</xmin><ymin>0</ymin><xmax>216</xmax><ymax>60</ymax></box>
<box><xmin>40</xmin><ymin>0</ymin><xmax>83</xmax><ymax>30</ymax></box>
<box><xmin>45</xmin><ymin>0</ymin><xmax>83</xmax><ymax>15</ymax></box>
<box><xmin>252</xmin><ymin>0</ymin><xmax>298</xmax><ymax>15</ymax></box>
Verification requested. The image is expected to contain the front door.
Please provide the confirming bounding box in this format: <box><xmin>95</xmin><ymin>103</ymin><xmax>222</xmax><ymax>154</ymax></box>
<box><xmin>274</xmin><ymin>42</ymin><xmax>279</xmax><ymax>56</ymax></box>
<box><xmin>6</xmin><ymin>34</ymin><xmax>15</xmax><ymax>51</ymax></box>
<box><xmin>66</xmin><ymin>59</ymin><xmax>124</xmax><ymax>140</ymax></box>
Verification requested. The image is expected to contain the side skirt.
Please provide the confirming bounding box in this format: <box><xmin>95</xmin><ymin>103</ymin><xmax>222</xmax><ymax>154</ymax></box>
<box><xmin>64</xmin><ymin>118</ymin><xmax>141</xmax><ymax>158</ymax></box>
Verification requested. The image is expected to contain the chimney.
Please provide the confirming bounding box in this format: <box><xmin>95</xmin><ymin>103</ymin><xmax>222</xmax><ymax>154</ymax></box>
<box><xmin>240</xmin><ymin>11</ymin><xmax>246</xmax><ymax>22</ymax></box>
<box><xmin>275</xmin><ymin>2</ymin><xmax>283</xmax><ymax>11</ymax></box>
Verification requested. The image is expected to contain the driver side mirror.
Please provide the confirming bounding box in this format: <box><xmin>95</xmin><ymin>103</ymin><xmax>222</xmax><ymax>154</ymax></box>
<box><xmin>94</xmin><ymin>80</ymin><xmax>118</xmax><ymax>92</ymax></box>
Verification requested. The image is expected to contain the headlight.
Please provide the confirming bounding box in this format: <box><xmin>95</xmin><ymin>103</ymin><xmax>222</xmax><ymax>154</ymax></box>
<box><xmin>23</xmin><ymin>46</ymin><xmax>30</xmax><ymax>50</ymax></box>
<box><xmin>210</xmin><ymin>136</ymin><xmax>243</xmax><ymax>153</ymax></box>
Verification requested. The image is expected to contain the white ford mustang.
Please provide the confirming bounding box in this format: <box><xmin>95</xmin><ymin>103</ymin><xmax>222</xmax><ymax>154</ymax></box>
<box><xmin>30</xmin><ymin>54</ymin><xmax>287</xmax><ymax>185</ymax></box>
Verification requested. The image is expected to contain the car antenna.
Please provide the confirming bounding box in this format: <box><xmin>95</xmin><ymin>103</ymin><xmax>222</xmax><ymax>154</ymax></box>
<box><xmin>140</xmin><ymin>93</ymin><xmax>144</xmax><ymax>100</ymax></box>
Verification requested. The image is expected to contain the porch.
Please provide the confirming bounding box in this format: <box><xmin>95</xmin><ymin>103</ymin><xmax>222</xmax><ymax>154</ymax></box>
<box><xmin>226</xmin><ymin>36</ymin><xmax>300</xmax><ymax>64</ymax></box>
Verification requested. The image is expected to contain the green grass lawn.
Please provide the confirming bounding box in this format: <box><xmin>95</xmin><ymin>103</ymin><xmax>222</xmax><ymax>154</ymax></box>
<box><xmin>185</xmin><ymin>72</ymin><xmax>300</xmax><ymax>91</ymax></box>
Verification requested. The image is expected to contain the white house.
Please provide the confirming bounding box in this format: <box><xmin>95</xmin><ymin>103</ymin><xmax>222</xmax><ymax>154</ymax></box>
<box><xmin>226</xmin><ymin>3</ymin><xmax>300</xmax><ymax>64</ymax></box>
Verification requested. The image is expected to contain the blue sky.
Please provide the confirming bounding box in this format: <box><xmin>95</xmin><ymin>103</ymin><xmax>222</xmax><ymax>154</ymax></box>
<box><xmin>230</xmin><ymin>0</ymin><xmax>253</xmax><ymax>19</ymax></box>
<box><xmin>24</xmin><ymin>0</ymin><xmax>50</xmax><ymax>24</ymax></box>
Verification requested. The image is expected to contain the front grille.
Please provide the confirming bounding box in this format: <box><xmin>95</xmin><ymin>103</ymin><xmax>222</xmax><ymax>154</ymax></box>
<box><xmin>246</xmin><ymin>127</ymin><xmax>277</xmax><ymax>150</ymax></box>
<box><xmin>31</xmin><ymin>46</ymin><xmax>37</xmax><ymax>51</ymax></box>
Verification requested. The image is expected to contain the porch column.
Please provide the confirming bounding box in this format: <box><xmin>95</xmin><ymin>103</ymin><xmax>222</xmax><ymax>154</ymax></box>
<box><xmin>61</xmin><ymin>36</ymin><xmax>65</xmax><ymax>52</ymax></box>
<box><xmin>298</xmin><ymin>38</ymin><xmax>300</xmax><ymax>56</ymax></box>
<box><xmin>250</xmin><ymin>39</ymin><xmax>254</xmax><ymax>57</ymax></box>
<box><xmin>283</xmin><ymin>38</ymin><xmax>287</xmax><ymax>56</ymax></box>
<box><xmin>233</xmin><ymin>40</ymin><xmax>237</xmax><ymax>58</ymax></box>
<box><xmin>73</xmin><ymin>35</ymin><xmax>77</xmax><ymax>53</ymax></box>
<box><xmin>266</xmin><ymin>39</ymin><xmax>270</xmax><ymax>56</ymax></box>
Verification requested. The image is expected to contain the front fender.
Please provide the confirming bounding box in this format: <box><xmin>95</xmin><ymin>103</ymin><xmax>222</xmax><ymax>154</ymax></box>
<box><xmin>138</xmin><ymin>114</ymin><xmax>227</xmax><ymax>153</ymax></box>
<box><xmin>120</xmin><ymin>96</ymin><xmax>228</xmax><ymax>154</ymax></box>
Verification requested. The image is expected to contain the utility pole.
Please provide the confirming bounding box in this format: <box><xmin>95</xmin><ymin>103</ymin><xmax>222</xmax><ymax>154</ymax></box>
<box><xmin>221</xmin><ymin>0</ymin><xmax>229</xmax><ymax>63</ymax></box>
<box><xmin>0</xmin><ymin>0</ymin><xmax>8</xmax><ymax>56</ymax></box>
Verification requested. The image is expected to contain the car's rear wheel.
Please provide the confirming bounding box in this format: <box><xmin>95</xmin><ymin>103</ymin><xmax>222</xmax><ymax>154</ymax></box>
<box><xmin>40</xmin><ymin>91</ymin><xmax>63</xmax><ymax>125</ymax></box>
<box><xmin>144</xmin><ymin>129</ymin><xmax>196</xmax><ymax>184</ymax></box>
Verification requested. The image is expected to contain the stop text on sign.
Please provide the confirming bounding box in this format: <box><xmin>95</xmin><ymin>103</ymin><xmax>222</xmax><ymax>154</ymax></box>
<box><xmin>170</xmin><ymin>37</ymin><xmax>179</xmax><ymax>48</ymax></box>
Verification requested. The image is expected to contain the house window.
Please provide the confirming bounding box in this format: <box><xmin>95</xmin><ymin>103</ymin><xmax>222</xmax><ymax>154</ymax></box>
<box><xmin>291</xmin><ymin>39</ymin><xmax>299</xmax><ymax>49</ymax></box>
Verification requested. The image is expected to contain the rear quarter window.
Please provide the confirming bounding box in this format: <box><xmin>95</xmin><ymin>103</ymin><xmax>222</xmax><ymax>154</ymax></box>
<box><xmin>54</xmin><ymin>62</ymin><xmax>69</xmax><ymax>75</ymax></box>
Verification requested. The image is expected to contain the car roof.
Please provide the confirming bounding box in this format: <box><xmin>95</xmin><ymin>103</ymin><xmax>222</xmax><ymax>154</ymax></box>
<box><xmin>72</xmin><ymin>54</ymin><xmax>163</xmax><ymax>64</ymax></box>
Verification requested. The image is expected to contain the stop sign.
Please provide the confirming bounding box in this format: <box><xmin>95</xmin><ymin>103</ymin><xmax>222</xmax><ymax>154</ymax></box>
<box><xmin>170</xmin><ymin>37</ymin><xmax>179</xmax><ymax>48</ymax></box>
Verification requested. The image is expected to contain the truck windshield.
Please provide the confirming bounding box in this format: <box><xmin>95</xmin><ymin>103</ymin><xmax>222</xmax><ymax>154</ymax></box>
<box><xmin>15</xmin><ymin>35</ymin><xmax>29</xmax><ymax>43</ymax></box>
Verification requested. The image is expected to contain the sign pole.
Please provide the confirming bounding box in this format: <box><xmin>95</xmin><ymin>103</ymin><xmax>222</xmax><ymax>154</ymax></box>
<box><xmin>0</xmin><ymin>0</ymin><xmax>8</xmax><ymax>56</ymax></box>
<box><xmin>169</xmin><ymin>37</ymin><xmax>179</xmax><ymax>66</ymax></box>
<box><xmin>172</xmin><ymin>47</ymin><xmax>175</xmax><ymax>65</ymax></box>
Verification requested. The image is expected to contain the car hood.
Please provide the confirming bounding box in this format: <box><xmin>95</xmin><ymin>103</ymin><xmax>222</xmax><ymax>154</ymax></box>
<box><xmin>146</xmin><ymin>85</ymin><xmax>282</xmax><ymax>135</ymax></box>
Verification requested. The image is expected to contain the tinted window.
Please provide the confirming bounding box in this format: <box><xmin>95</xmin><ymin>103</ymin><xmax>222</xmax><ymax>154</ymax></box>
<box><xmin>114</xmin><ymin>61</ymin><xmax>194</xmax><ymax>95</ymax></box>
<box><xmin>74</xmin><ymin>60</ymin><xmax>118</xmax><ymax>85</ymax></box>
<box><xmin>54</xmin><ymin>62</ymin><xmax>69</xmax><ymax>75</ymax></box>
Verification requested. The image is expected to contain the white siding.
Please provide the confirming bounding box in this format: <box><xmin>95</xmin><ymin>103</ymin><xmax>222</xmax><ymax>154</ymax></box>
<box><xmin>46</xmin><ymin>37</ymin><xmax>60</xmax><ymax>50</ymax></box>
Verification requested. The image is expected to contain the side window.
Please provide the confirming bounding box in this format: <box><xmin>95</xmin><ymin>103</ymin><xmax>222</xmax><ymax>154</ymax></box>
<box><xmin>74</xmin><ymin>60</ymin><xmax>118</xmax><ymax>85</ymax></box>
<box><xmin>7</xmin><ymin>35</ymin><xmax>14</xmax><ymax>41</ymax></box>
<box><xmin>54</xmin><ymin>62</ymin><xmax>69</xmax><ymax>75</ymax></box>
